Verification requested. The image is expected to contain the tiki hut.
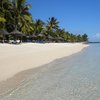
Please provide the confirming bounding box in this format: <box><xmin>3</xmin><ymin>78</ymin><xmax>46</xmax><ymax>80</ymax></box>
<box><xmin>47</xmin><ymin>35</ymin><xmax>54</xmax><ymax>42</ymax></box>
<box><xmin>57</xmin><ymin>37</ymin><xmax>64</xmax><ymax>42</ymax></box>
<box><xmin>10</xmin><ymin>29</ymin><xmax>24</xmax><ymax>36</ymax></box>
<box><xmin>0</xmin><ymin>29</ymin><xmax>9</xmax><ymax>43</ymax></box>
<box><xmin>10</xmin><ymin>29</ymin><xmax>25</xmax><ymax>43</ymax></box>
<box><xmin>31</xmin><ymin>34</ymin><xmax>37</xmax><ymax>42</ymax></box>
<box><xmin>37</xmin><ymin>33</ymin><xmax>44</xmax><ymax>37</ymax></box>
<box><xmin>26</xmin><ymin>34</ymin><xmax>37</xmax><ymax>42</ymax></box>
<box><xmin>37</xmin><ymin>33</ymin><xmax>45</xmax><ymax>42</ymax></box>
<box><xmin>0</xmin><ymin>29</ymin><xmax>9</xmax><ymax>35</ymax></box>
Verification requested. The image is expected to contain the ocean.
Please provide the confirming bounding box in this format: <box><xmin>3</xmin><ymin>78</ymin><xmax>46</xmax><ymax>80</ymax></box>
<box><xmin>0</xmin><ymin>44</ymin><xmax>100</xmax><ymax>100</ymax></box>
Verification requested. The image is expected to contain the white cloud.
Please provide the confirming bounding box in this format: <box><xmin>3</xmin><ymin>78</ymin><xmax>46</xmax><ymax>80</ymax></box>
<box><xmin>95</xmin><ymin>34</ymin><xmax>100</xmax><ymax>39</ymax></box>
<box><xmin>89</xmin><ymin>34</ymin><xmax>100</xmax><ymax>42</ymax></box>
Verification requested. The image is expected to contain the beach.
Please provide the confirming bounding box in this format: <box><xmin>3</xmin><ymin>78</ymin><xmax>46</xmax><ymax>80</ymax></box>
<box><xmin>0</xmin><ymin>43</ymin><xmax>88</xmax><ymax>82</ymax></box>
<box><xmin>0</xmin><ymin>43</ymin><xmax>89</xmax><ymax>95</ymax></box>
<box><xmin>1</xmin><ymin>44</ymin><xmax>100</xmax><ymax>100</ymax></box>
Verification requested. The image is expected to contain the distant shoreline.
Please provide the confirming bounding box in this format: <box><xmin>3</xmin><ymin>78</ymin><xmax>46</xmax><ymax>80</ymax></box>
<box><xmin>88</xmin><ymin>42</ymin><xmax>100</xmax><ymax>43</ymax></box>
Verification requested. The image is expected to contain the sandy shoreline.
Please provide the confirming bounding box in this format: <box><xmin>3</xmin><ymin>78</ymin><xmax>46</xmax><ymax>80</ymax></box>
<box><xmin>0</xmin><ymin>43</ymin><xmax>89</xmax><ymax>95</ymax></box>
<box><xmin>0</xmin><ymin>43</ymin><xmax>88</xmax><ymax>82</ymax></box>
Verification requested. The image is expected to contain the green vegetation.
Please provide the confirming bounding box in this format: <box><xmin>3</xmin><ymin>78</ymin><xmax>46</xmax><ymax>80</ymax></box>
<box><xmin>0</xmin><ymin>0</ymin><xmax>88</xmax><ymax>43</ymax></box>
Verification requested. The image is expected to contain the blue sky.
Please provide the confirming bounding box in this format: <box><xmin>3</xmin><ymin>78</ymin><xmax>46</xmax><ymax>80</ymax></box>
<box><xmin>27</xmin><ymin>0</ymin><xmax>100</xmax><ymax>42</ymax></box>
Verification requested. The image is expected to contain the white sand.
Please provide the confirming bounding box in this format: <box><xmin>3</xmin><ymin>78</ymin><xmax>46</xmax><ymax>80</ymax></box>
<box><xmin>0</xmin><ymin>43</ymin><xmax>88</xmax><ymax>82</ymax></box>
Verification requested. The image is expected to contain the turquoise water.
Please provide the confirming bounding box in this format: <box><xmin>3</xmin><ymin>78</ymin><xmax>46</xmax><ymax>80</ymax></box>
<box><xmin>0</xmin><ymin>44</ymin><xmax>100</xmax><ymax>100</ymax></box>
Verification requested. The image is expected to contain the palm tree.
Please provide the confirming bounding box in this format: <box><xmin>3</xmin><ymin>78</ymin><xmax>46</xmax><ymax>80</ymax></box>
<box><xmin>34</xmin><ymin>19</ymin><xmax>45</xmax><ymax>34</ymax></box>
<box><xmin>0</xmin><ymin>0</ymin><xmax>9</xmax><ymax>29</ymax></box>
<box><xmin>55</xmin><ymin>29</ymin><xmax>65</xmax><ymax>41</ymax></box>
<box><xmin>46</xmin><ymin>17</ymin><xmax>59</xmax><ymax>37</ymax></box>
<box><xmin>0</xmin><ymin>17</ymin><xmax>6</xmax><ymax>29</ymax></box>
<box><xmin>69</xmin><ymin>34</ymin><xmax>77</xmax><ymax>42</ymax></box>
<box><xmin>82</xmin><ymin>34</ymin><xmax>88</xmax><ymax>42</ymax></box>
<box><xmin>65</xmin><ymin>31</ymin><xmax>71</xmax><ymax>42</ymax></box>
<box><xmin>10</xmin><ymin>0</ymin><xmax>33</xmax><ymax>34</ymax></box>
<box><xmin>33</xmin><ymin>19</ymin><xmax>46</xmax><ymax>41</ymax></box>
<box><xmin>0</xmin><ymin>0</ymin><xmax>11</xmax><ymax>42</ymax></box>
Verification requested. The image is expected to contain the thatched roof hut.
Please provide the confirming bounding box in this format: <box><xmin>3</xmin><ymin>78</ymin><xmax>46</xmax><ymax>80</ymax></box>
<box><xmin>32</xmin><ymin>34</ymin><xmax>37</xmax><ymax>38</ymax></box>
<box><xmin>47</xmin><ymin>35</ymin><xmax>53</xmax><ymax>39</ymax></box>
<box><xmin>0</xmin><ymin>29</ymin><xmax>9</xmax><ymax>35</ymax></box>
<box><xmin>10</xmin><ymin>29</ymin><xmax>25</xmax><ymax>37</ymax></box>
<box><xmin>37</xmin><ymin>33</ymin><xmax>44</xmax><ymax>37</ymax></box>
<box><xmin>0</xmin><ymin>29</ymin><xmax>9</xmax><ymax>43</ymax></box>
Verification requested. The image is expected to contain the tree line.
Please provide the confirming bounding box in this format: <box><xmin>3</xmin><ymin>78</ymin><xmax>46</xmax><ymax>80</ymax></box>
<box><xmin>0</xmin><ymin>0</ymin><xmax>88</xmax><ymax>42</ymax></box>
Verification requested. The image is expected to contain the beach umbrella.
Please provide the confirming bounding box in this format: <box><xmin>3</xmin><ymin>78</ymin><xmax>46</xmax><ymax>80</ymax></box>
<box><xmin>0</xmin><ymin>29</ymin><xmax>9</xmax><ymax>43</ymax></box>
<box><xmin>31</xmin><ymin>34</ymin><xmax>37</xmax><ymax>41</ymax></box>
<box><xmin>58</xmin><ymin>37</ymin><xmax>63</xmax><ymax>40</ymax></box>
<box><xmin>36</xmin><ymin>33</ymin><xmax>46</xmax><ymax>42</ymax></box>
<box><xmin>47</xmin><ymin>35</ymin><xmax>54</xmax><ymax>42</ymax></box>
<box><xmin>37</xmin><ymin>33</ymin><xmax>44</xmax><ymax>37</ymax></box>
<box><xmin>26</xmin><ymin>35</ymin><xmax>37</xmax><ymax>42</ymax></box>
<box><xmin>26</xmin><ymin>34</ymin><xmax>37</xmax><ymax>39</ymax></box>
<box><xmin>47</xmin><ymin>35</ymin><xmax>53</xmax><ymax>39</ymax></box>
<box><xmin>57</xmin><ymin>37</ymin><xmax>64</xmax><ymax>42</ymax></box>
<box><xmin>10</xmin><ymin>29</ymin><xmax>24</xmax><ymax>37</ymax></box>
<box><xmin>32</xmin><ymin>34</ymin><xmax>37</xmax><ymax>38</ymax></box>
<box><xmin>46</xmin><ymin>35</ymin><xmax>56</xmax><ymax>42</ymax></box>
<box><xmin>10</xmin><ymin>29</ymin><xmax>25</xmax><ymax>43</ymax></box>
<box><xmin>0</xmin><ymin>29</ymin><xmax>9</xmax><ymax>35</ymax></box>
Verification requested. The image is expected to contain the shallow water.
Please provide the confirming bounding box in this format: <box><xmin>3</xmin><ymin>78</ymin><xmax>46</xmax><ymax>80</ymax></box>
<box><xmin>0</xmin><ymin>44</ymin><xmax>100</xmax><ymax>100</ymax></box>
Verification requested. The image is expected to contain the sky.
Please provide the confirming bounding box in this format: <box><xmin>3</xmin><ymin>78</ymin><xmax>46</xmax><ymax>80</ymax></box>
<box><xmin>27</xmin><ymin>0</ymin><xmax>100</xmax><ymax>42</ymax></box>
